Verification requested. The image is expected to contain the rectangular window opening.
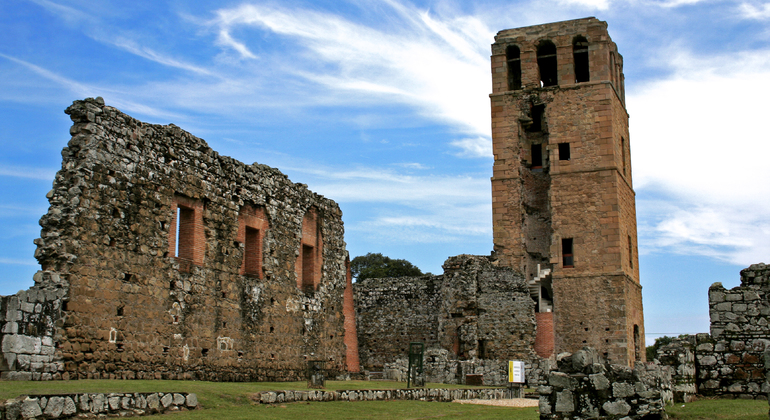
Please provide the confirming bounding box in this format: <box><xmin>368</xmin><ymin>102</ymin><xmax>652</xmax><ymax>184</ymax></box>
<box><xmin>176</xmin><ymin>205</ymin><xmax>195</xmax><ymax>261</ymax></box>
<box><xmin>628</xmin><ymin>235</ymin><xmax>634</xmax><ymax>269</ymax></box>
<box><xmin>528</xmin><ymin>104</ymin><xmax>545</xmax><ymax>132</ymax></box>
<box><xmin>244</xmin><ymin>227</ymin><xmax>261</xmax><ymax>276</ymax></box>
<box><xmin>302</xmin><ymin>244</ymin><xmax>315</xmax><ymax>293</ymax></box>
<box><xmin>531</xmin><ymin>144</ymin><xmax>543</xmax><ymax>169</ymax></box>
<box><xmin>558</xmin><ymin>143</ymin><xmax>571</xmax><ymax>161</ymax></box>
<box><xmin>562</xmin><ymin>238</ymin><xmax>574</xmax><ymax>268</ymax></box>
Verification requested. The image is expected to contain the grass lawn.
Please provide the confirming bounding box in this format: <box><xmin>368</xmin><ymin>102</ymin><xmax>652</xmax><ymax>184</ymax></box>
<box><xmin>666</xmin><ymin>398</ymin><xmax>768</xmax><ymax>420</ymax></box>
<box><xmin>0</xmin><ymin>380</ymin><xmax>766</xmax><ymax>419</ymax></box>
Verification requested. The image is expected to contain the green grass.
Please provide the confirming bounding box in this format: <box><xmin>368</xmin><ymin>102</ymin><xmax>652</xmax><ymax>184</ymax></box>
<box><xmin>1</xmin><ymin>380</ymin><xmax>767</xmax><ymax>419</ymax></box>
<box><xmin>667</xmin><ymin>398</ymin><xmax>768</xmax><ymax>420</ymax></box>
<box><xmin>0</xmin><ymin>380</ymin><xmax>531</xmax><ymax>419</ymax></box>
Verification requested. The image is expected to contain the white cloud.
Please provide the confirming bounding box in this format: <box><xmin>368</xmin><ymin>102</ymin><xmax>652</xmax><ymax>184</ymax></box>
<box><xmin>206</xmin><ymin>1</ymin><xmax>494</xmax><ymax>137</ymax></box>
<box><xmin>739</xmin><ymin>2</ymin><xmax>770</xmax><ymax>19</ymax></box>
<box><xmin>628</xmin><ymin>48</ymin><xmax>770</xmax><ymax>265</ymax></box>
<box><xmin>283</xmin><ymin>162</ymin><xmax>491</xmax><ymax>243</ymax></box>
<box><xmin>557</xmin><ymin>0</ymin><xmax>611</xmax><ymax>10</ymax></box>
<box><xmin>450</xmin><ymin>136</ymin><xmax>492</xmax><ymax>158</ymax></box>
<box><xmin>0</xmin><ymin>165</ymin><xmax>57</xmax><ymax>181</ymax></box>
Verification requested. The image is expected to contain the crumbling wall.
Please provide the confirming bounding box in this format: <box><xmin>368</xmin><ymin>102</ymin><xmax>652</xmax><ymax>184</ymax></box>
<box><xmin>655</xmin><ymin>337</ymin><xmax>696</xmax><ymax>403</ymax></box>
<box><xmin>354</xmin><ymin>255</ymin><xmax>538</xmax><ymax>385</ymax></box>
<box><xmin>538</xmin><ymin>347</ymin><xmax>671</xmax><ymax>420</ymax></box>
<box><xmin>0</xmin><ymin>97</ymin><xmax>350</xmax><ymax>381</ymax></box>
<box><xmin>655</xmin><ymin>264</ymin><xmax>770</xmax><ymax>399</ymax></box>
<box><xmin>695</xmin><ymin>263</ymin><xmax>770</xmax><ymax>398</ymax></box>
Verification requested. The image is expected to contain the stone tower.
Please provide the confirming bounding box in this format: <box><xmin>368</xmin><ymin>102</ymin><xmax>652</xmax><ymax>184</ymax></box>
<box><xmin>489</xmin><ymin>18</ymin><xmax>644</xmax><ymax>365</ymax></box>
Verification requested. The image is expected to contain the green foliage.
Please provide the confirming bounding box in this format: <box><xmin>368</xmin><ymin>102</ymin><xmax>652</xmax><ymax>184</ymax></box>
<box><xmin>646</xmin><ymin>335</ymin><xmax>675</xmax><ymax>361</ymax></box>
<box><xmin>350</xmin><ymin>252</ymin><xmax>423</xmax><ymax>281</ymax></box>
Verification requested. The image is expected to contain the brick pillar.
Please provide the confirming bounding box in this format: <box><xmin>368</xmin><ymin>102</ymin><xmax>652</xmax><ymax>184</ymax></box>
<box><xmin>535</xmin><ymin>312</ymin><xmax>555</xmax><ymax>358</ymax></box>
<box><xmin>343</xmin><ymin>257</ymin><xmax>360</xmax><ymax>372</ymax></box>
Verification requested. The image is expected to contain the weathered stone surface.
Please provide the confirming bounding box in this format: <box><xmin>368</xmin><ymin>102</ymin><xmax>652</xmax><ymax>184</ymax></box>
<box><xmin>0</xmin><ymin>97</ymin><xmax>350</xmax><ymax>382</ymax></box>
<box><xmin>21</xmin><ymin>398</ymin><xmax>42</xmax><ymax>419</ymax></box>
<box><xmin>355</xmin><ymin>255</ymin><xmax>537</xmax><ymax>386</ymax></box>
<box><xmin>603</xmin><ymin>400</ymin><xmax>631</xmax><ymax>416</ymax></box>
<box><xmin>539</xmin><ymin>347</ymin><xmax>671</xmax><ymax>420</ymax></box>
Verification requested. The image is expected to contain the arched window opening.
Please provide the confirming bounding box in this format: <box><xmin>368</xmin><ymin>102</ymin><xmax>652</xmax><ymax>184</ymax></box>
<box><xmin>506</xmin><ymin>45</ymin><xmax>522</xmax><ymax>90</ymax></box>
<box><xmin>537</xmin><ymin>40</ymin><xmax>558</xmax><ymax>87</ymax></box>
<box><xmin>573</xmin><ymin>36</ymin><xmax>589</xmax><ymax>83</ymax></box>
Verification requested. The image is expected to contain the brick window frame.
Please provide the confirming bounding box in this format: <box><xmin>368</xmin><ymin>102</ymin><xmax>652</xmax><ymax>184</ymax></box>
<box><xmin>168</xmin><ymin>196</ymin><xmax>205</xmax><ymax>272</ymax></box>
<box><xmin>237</xmin><ymin>204</ymin><xmax>268</xmax><ymax>278</ymax></box>
<box><xmin>296</xmin><ymin>207</ymin><xmax>323</xmax><ymax>293</ymax></box>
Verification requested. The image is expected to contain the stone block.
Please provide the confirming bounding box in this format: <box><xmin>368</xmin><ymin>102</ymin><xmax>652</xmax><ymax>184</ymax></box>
<box><xmin>43</xmin><ymin>396</ymin><xmax>64</xmax><ymax>417</ymax></box>
<box><xmin>602</xmin><ymin>400</ymin><xmax>631</xmax><ymax>416</ymax></box>
<box><xmin>2</xmin><ymin>335</ymin><xmax>41</xmax><ymax>355</ymax></box>
<box><xmin>21</xmin><ymin>398</ymin><xmax>43</xmax><ymax>419</ymax></box>
<box><xmin>555</xmin><ymin>390</ymin><xmax>574</xmax><ymax>412</ymax></box>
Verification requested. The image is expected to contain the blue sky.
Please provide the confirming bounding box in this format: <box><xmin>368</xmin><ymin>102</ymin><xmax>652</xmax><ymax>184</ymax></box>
<box><xmin>1</xmin><ymin>0</ymin><xmax>769</xmax><ymax>346</ymax></box>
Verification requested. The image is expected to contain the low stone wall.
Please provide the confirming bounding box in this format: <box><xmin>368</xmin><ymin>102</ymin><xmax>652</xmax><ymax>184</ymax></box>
<box><xmin>381</xmin><ymin>348</ymin><xmax>554</xmax><ymax>386</ymax></box>
<box><xmin>694</xmin><ymin>333</ymin><xmax>769</xmax><ymax>398</ymax></box>
<box><xmin>255</xmin><ymin>387</ymin><xmax>512</xmax><ymax>404</ymax></box>
<box><xmin>538</xmin><ymin>348</ymin><xmax>671</xmax><ymax>420</ymax></box>
<box><xmin>1</xmin><ymin>392</ymin><xmax>197</xmax><ymax>419</ymax></box>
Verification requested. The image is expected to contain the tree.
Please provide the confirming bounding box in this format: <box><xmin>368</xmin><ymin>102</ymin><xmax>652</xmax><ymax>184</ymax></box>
<box><xmin>350</xmin><ymin>252</ymin><xmax>423</xmax><ymax>281</ymax></box>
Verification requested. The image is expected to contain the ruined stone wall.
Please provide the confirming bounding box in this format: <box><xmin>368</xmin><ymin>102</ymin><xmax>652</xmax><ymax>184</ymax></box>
<box><xmin>652</xmin><ymin>264</ymin><xmax>770</xmax><ymax>399</ymax></box>
<box><xmin>354</xmin><ymin>255</ymin><xmax>537</xmax><ymax>385</ymax></box>
<box><xmin>0</xmin><ymin>97</ymin><xmax>350</xmax><ymax>381</ymax></box>
<box><xmin>694</xmin><ymin>263</ymin><xmax>770</xmax><ymax>398</ymax></box>
<box><xmin>538</xmin><ymin>348</ymin><xmax>671</xmax><ymax>420</ymax></box>
<box><xmin>655</xmin><ymin>337</ymin><xmax>696</xmax><ymax>403</ymax></box>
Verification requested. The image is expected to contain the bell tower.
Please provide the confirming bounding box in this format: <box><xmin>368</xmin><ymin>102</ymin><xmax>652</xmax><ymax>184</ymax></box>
<box><xmin>490</xmin><ymin>18</ymin><xmax>644</xmax><ymax>365</ymax></box>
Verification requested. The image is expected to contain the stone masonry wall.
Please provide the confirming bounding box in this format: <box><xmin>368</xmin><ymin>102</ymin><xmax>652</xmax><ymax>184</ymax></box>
<box><xmin>655</xmin><ymin>337</ymin><xmax>696</xmax><ymax>403</ymax></box>
<box><xmin>354</xmin><ymin>255</ymin><xmax>538</xmax><ymax>386</ymax></box>
<box><xmin>695</xmin><ymin>263</ymin><xmax>770</xmax><ymax>398</ymax></box>
<box><xmin>654</xmin><ymin>264</ymin><xmax>770</xmax><ymax>399</ymax></box>
<box><xmin>539</xmin><ymin>347</ymin><xmax>671</xmax><ymax>420</ymax></box>
<box><xmin>0</xmin><ymin>97</ymin><xmax>350</xmax><ymax>381</ymax></box>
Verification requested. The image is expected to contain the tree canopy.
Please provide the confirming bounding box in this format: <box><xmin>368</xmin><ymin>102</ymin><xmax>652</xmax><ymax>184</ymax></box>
<box><xmin>350</xmin><ymin>252</ymin><xmax>423</xmax><ymax>281</ymax></box>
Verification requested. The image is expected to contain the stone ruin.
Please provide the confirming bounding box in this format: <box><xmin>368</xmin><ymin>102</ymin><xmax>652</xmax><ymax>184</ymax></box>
<box><xmin>654</xmin><ymin>263</ymin><xmax>770</xmax><ymax>400</ymax></box>
<box><xmin>354</xmin><ymin>254</ymin><xmax>555</xmax><ymax>386</ymax></box>
<box><xmin>0</xmin><ymin>97</ymin><xmax>356</xmax><ymax>381</ymax></box>
<box><xmin>539</xmin><ymin>347</ymin><xmax>671</xmax><ymax>420</ymax></box>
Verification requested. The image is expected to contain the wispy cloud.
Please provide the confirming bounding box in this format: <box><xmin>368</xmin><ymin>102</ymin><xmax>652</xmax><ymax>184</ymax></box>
<box><xmin>739</xmin><ymin>2</ymin><xmax>770</xmax><ymax>19</ymax></box>
<box><xmin>206</xmin><ymin>1</ymin><xmax>494</xmax><ymax>136</ymax></box>
<box><xmin>0</xmin><ymin>165</ymin><xmax>57</xmax><ymax>181</ymax></box>
<box><xmin>0</xmin><ymin>257</ymin><xmax>38</xmax><ymax>266</ymax></box>
<box><xmin>450</xmin><ymin>136</ymin><xmax>492</xmax><ymax>158</ymax></box>
<box><xmin>111</xmin><ymin>38</ymin><xmax>216</xmax><ymax>76</ymax></box>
